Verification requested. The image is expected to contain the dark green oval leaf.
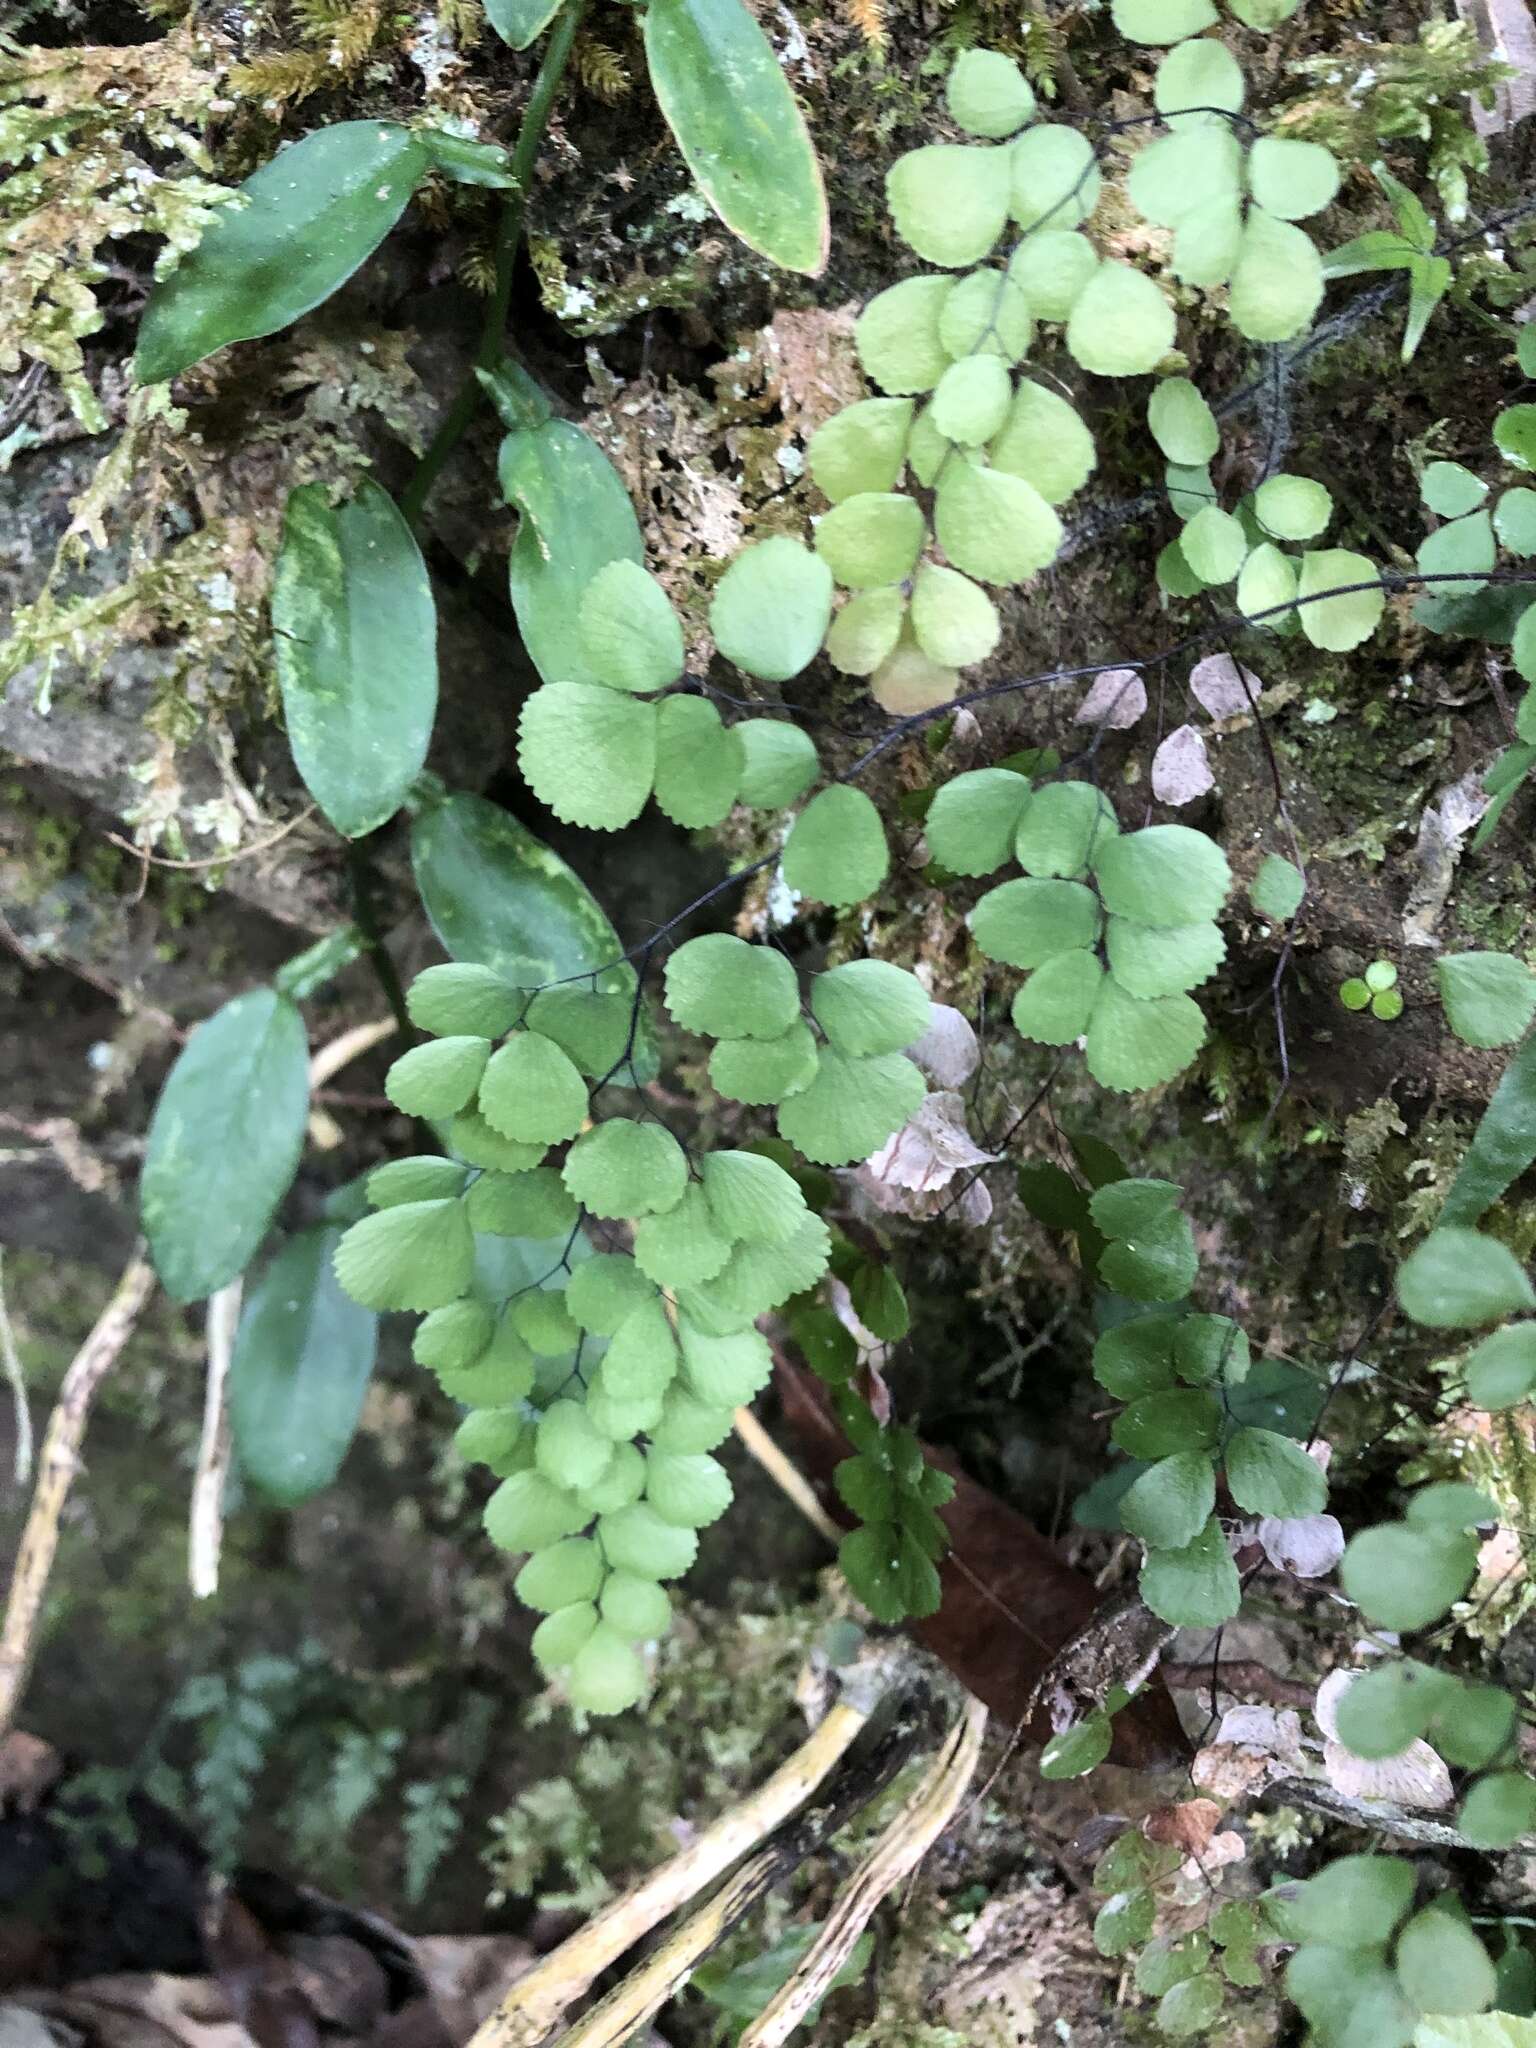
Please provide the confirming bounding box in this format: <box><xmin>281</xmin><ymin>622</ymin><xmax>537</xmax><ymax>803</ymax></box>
<box><xmin>136</xmin><ymin>123</ymin><xmax>427</xmax><ymax>384</ymax></box>
<box><xmin>1442</xmin><ymin>1029</ymin><xmax>1536</xmax><ymax>1227</ymax></box>
<box><xmin>1139</xmin><ymin>1515</ymin><xmax>1241</xmax><ymax>1627</ymax></box>
<box><xmin>411</xmin><ymin>792</ymin><xmax>626</xmax><ymax>993</ymax></box>
<box><xmin>416</xmin><ymin>129</ymin><xmax>518</xmax><ymax>187</ymax></box>
<box><xmin>272</xmin><ymin>479</ymin><xmax>437</xmax><ymax>838</ymax></box>
<box><xmin>229</xmin><ymin>1228</ymin><xmax>378</xmax><ymax>1505</ymax></box>
<box><xmin>644</xmin><ymin>0</ymin><xmax>829</xmax><ymax>277</ymax></box>
<box><xmin>1040</xmin><ymin>1712</ymin><xmax>1113</xmax><ymax>1781</ymax></box>
<box><xmin>141</xmin><ymin>989</ymin><xmax>310</xmax><ymax>1303</ymax></box>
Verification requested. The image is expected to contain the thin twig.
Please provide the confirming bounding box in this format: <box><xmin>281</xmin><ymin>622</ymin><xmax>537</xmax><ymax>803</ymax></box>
<box><xmin>0</xmin><ymin>1253</ymin><xmax>34</xmax><ymax>1489</ymax></box>
<box><xmin>732</xmin><ymin>1403</ymin><xmax>842</xmax><ymax>1548</ymax></box>
<box><xmin>0</xmin><ymin>1247</ymin><xmax>156</xmax><ymax>1738</ymax></box>
<box><xmin>189</xmin><ymin>1278</ymin><xmax>241</xmax><ymax>1600</ymax></box>
<box><xmin>308</xmin><ymin>1016</ymin><xmax>398</xmax><ymax>1091</ymax></box>
<box><xmin>1264</xmin><ymin>1775</ymin><xmax>1501</xmax><ymax>1849</ymax></box>
<box><xmin>469</xmin><ymin>1677</ymin><xmax>884</xmax><ymax>2048</ymax></box>
<box><xmin>102</xmin><ymin>806</ymin><xmax>315</xmax><ymax>874</ymax></box>
<box><xmin>307</xmin><ymin>1014</ymin><xmax>398</xmax><ymax>1149</ymax></box>
<box><xmin>1162</xmin><ymin>1659</ymin><xmax>1314</xmax><ymax>1709</ymax></box>
<box><xmin>737</xmin><ymin>1695</ymin><xmax>988</xmax><ymax>2048</ymax></box>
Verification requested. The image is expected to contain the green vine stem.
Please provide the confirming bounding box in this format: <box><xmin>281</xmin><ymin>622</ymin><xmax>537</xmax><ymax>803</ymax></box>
<box><xmin>398</xmin><ymin>0</ymin><xmax>590</xmax><ymax>532</ymax></box>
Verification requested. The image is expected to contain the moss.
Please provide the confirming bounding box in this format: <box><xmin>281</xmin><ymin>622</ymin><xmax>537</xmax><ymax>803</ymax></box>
<box><xmin>483</xmin><ymin>1578</ymin><xmax>842</xmax><ymax>1911</ymax></box>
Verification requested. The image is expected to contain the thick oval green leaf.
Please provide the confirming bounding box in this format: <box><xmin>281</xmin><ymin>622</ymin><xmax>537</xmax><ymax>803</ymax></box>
<box><xmin>1039</xmin><ymin>1713</ymin><xmax>1112</xmax><ymax>1781</ymax></box>
<box><xmin>1437</xmin><ymin>952</ymin><xmax>1536</xmax><ymax>1049</ymax></box>
<box><xmin>1397</xmin><ymin>1227</ymin><xmax>1536</xmax><ymax>1328</ymax></box>
<box><xmin>410</xmin><ymin>791</ymin><xmax>626</xmax><ymax>992</ymax></box>
<box><xmin>141</xmin><ymin>989</ymin><xmax>310</xmax><ymax>1303</ymax></box>
<box><xmin>136</xmin><ymin>123</ymin><xmax>427</xmax><ymax>384</ymax></box>
<box><xmin>415</xmin><ymin>130</ymin><xmax>516</xmax><ymax>189</ymax></box>
<box><xmin>500</xmin><ymin>419</ymin><xmax>644</xmax><ymax>688</ymax></box>
<box><xmin>484</xmin><ymin>0</ymin><xmax>564</xmax><ymax>47</ymax></box>
<box><xmin>271</xmin><ymin>479</ymin><xmax>436</xmax><ymax>838</ymax></box>
<box><xmin>1443</xmin><ymin>1029</ymin><xmax>1536</xmax><ymax>1227</ymax></box>
<box><xmin>643</xmin><ymin>0</ymin><xmax>828</xmax><ymax>276</ymax></box>
<box><xmin>229</xmin><ymin>1228</ymin><xmax>378</xmax><ymax>1506</ymax></box>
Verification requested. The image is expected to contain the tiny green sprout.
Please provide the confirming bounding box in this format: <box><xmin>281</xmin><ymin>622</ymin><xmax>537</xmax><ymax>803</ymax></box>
<box><xmin>1341</xmin><ymin>963</ymin><xmax>1402</xmax><ymax>1019</ymax></box>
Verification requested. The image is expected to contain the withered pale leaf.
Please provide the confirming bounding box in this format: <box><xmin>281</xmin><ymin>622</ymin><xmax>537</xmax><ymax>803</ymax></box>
<box><xmin>1258</xmin><ymin>1511</ymin><xmax>1345</xmax><ymax>1578</ymax></box>
<box><xmin>1073</xmin><ymin>667</ymin><xmax>1146</xmax><ymax>730</ymax></box>
<box><xmin>860</xmin><ymin>1089</ymin><xmax>998</xmax><ymax>1194</ymax></box>
<box><xmin>1151</xmin><ymin>723</ymin><xmax>1214</xmax><ymax>806</ymax></box>
<box><xmin>905</xmin><ymin>1002</ymin><xmax>980</xmax><ymax>1088</ymax></box>
<box><xmin>1189</xmin><ymin>652</ymin><xmax>1262</xmax><ymax>721</ymax></box>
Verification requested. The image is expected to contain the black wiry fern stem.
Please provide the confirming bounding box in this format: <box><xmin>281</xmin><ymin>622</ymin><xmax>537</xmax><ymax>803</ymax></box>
<box><xmin>399</xmin><ymin>0</ymin><xmax>589</xmax><ymax>531</ymax></box>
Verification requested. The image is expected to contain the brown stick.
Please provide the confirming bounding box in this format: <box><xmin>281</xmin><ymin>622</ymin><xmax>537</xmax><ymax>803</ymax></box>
<box><xmin>103</xmin><ymin>805</ymin><xmax>315</xmax><ymax>873</ymax></box>
<box><xmin>1162</xmin><ymin>1659</ymin><xmax>1315</xmax><ymax>1709</ymax></box>
<box><xmin>0</xmin><ymin>1247</ymin><xmax>156</xmax><ymax>1736</ymax></box>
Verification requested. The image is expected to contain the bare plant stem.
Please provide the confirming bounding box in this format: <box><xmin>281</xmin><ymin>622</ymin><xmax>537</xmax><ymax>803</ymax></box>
<box><xmin>189</xmin><ymin>1278</ymin><xmax>241</xmax><ymax>1599</ymax></box>
<box><xmin>0</xmin><ymin>1248</ymin><xmax>156</xmax><ymax>1738</ymax></box>
<box><xmin>0</xmin><ymin>1253</ymin><xmax>33</xmax><ymax>1490</ymax></box>
<box><xmin>398</xmin><ymin>0</ymin><xmax>589</xmax><ymax>532</ymax></box>
<box><xmin>732</xmin><ymin>1402</ymin><xmax>842</xmax><ymax>1548</ymax></box>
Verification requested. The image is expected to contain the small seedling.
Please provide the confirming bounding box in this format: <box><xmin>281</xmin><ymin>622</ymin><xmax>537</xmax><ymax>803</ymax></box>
<box><xmin>1340</xmin><ymin>961</ymin><xmax>1402</xmax><ymax>1020</ymax></box>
